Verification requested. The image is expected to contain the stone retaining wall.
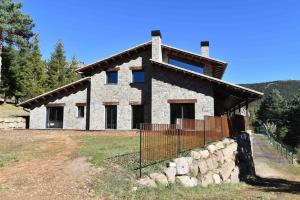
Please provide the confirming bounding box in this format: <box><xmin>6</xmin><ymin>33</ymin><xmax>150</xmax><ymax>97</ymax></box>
<box><xmin>0</xmin><ymin>117</ymin><xmax>26</xmax><ymax>129</ymax></box>
<box><xmin>137</xmin><ymin>137</ymin><xmax>242</xmax><ymax>188</ymax></box>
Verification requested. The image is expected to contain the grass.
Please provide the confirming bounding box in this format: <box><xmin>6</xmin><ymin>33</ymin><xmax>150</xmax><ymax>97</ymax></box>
<box><xmin>0</xmin><ymin>103</ymin><xmax>29</xmax><ymax>117</ymax></box>
<box><xmin>0</xmin><ymin>154</ymin><xmax>19</xmax><ymax>167</ymax></box>
<box><xmin>72</xmin><ymin>134</ymin><xmax>276</xmax><ymax>200</ymax></box>
<box><xmin>71</xmin><ymin>134</ymin><xmax>139</xmax><ymax>166</ymax></box>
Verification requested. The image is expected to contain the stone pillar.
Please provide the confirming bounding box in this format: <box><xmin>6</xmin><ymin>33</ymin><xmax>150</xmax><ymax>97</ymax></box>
<box><xmin>151</xmin><ymin>30</ymin><xmax>162</xmax><ymax>62</ymax></box>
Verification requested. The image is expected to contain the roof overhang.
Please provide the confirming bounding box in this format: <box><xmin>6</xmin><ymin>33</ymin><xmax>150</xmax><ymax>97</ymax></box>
<box><xmin>150</xmin><ymin>59</ymin><xmax>263</xmax><ymax>112</ymax></box>
<box><xmin>161</xmin><ymin>44</ymin><xmax>227</xmax><ymax>79</ymax></box>
<box><xmin>18</xmin><ymin>77</ymin><xmax>91</xmax><ymax>109</ymax></box>
<box><xmin>76</xmin><ymin>41</ymin><xmax>152</xmax><ymax>75</ymax></box>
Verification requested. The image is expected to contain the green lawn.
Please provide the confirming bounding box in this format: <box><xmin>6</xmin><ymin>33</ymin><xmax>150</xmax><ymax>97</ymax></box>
<box><xmin>72</xmin><ymin>134</ymin><xmax>276</xmax><ymax>200</ymax></box>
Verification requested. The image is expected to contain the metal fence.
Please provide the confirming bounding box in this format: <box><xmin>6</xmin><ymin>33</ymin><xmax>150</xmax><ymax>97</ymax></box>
<box><xmin>255</xmin><ymin>126</ymin><xmax>297</xmax><ymax>164</ymax></box>
<box><xmin>139</xmin><ymin>115</ymin><xmax>240</xmax><ymax>175</ymax></box>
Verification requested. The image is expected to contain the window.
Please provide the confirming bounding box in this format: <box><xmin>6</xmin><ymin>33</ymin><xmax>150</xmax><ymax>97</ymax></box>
<box><xmin>132</xmin><ymin>105</ymin><xmax>144</xmax><ymax>129</ymax></box>
<box><xmin>105</xmin><ymin>105</ymin><xmax>117</xmax><ymax>129</ymax></box>
<box><xmin>132</xmin><ymin>70</ymin><xmax>144</xmax><ymax>83</ymax></box>
<box><xmin>170</xmin><ymin>103</ymin><xmax>195</xmax><ymax>124</ymax></box>
<box><xmin>106</xmin><ymin>71</ymin><xmax>118</xmax><ymax>84</ymax></box>
<box><xmin>77</xmin><ymin>106</ymin><xmax>85</xmax><ymax>118</ymax></box>
<box><xmin>168</xmin><ymin>58</ymin><xmax>204</xmax><ymax>74</ymax></box>
<box><xmin>46</xmin><ymin>107</ymin><xmax>64</xmax><ymax>128</ymax></box>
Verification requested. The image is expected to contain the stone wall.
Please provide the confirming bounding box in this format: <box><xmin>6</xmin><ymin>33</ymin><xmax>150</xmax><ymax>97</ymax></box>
<box><xmin>29</xmin><ymin>88</ymin><xmax>87</xmax><ymax>129</ymax></box>
<box><xmin>0</xmin><ymin>117</ymin><xmax>26</xmax><ymax>129</ymax></box>
<box><xmin>151</xmin><ymin>66</ymin><xmax>214</xmax><ymax>124</ymax></box>
<box><xmin>137</xmin><ymin>138</ymin><xmax>241</xmax><ymax>188</ymax></box>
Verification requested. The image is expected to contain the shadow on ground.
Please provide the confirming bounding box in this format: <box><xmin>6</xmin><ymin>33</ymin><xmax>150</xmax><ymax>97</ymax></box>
<box><xmin>245</xmin><ymin>176</ymin><xmax>300</xmax><ymax>195</ymax></box>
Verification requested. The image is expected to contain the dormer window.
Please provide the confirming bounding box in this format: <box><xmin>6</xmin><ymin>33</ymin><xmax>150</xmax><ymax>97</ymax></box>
<box><xmin>168</xmin><ymin>58</ymin><xmax>204</xmax><ymax>74</ymax></box>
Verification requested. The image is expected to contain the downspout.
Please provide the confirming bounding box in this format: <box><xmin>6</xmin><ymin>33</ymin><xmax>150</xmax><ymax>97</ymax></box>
<box><xmin>86</xmin><ymin>80</ymin><xmax>91</xmax><ymax>130</ymax></box>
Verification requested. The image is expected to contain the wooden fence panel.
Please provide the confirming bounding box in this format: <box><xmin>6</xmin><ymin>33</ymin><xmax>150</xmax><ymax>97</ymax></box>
<box><xmin>140</xmin><ymin>115</ymin><xmax>248</xmax><ymax>168</ymax></box>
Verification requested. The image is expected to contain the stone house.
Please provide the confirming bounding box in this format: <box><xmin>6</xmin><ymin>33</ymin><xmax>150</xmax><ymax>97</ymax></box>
<box><xmin>18</xmin><ymin>30</ymin><xmax>263</xmax><ymax>130</ymax></box>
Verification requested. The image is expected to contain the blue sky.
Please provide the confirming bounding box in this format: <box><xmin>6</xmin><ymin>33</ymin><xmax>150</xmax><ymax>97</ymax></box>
<box><xmin>21</xmin><ymin>0</ymin><xmax>300</xmax><ymax>83</ymax></box>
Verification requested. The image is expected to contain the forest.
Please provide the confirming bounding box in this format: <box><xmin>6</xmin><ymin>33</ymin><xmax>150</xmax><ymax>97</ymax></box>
<box><xmin>242</xmin><ymin>80</ymin><xmax>300</xmax><ymax>148</ymax></box>
<box><xmin>0</xmin><ymin>0</ymin><xmax>80</xmax><ymax>102</ymax></box>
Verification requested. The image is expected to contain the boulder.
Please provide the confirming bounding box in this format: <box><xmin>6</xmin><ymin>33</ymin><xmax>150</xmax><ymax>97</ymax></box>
<box><xmin>213</xmin><ymin>174</ymin><xmax>221</xmax><ymax>184</ymax></box>
<box><xmin>149</xmin><ymin>173</ymin><xmax>168</xmax><ymax>186</ymax></box>
<box><xmin>136</xmin><ymin>176</ymin><xmax>156</xmax><ymax>188</ymax></box>
<box><xmin>222</xmin><ymin>143</ymin><xmax>237</xmax><ymax>161</ymax></box>
<box><xmin>219</xmin><ymin>161</ymin><xmax>235</xmax><ymax>181</ymax></box>
<box><xmin>174</xmin><ymin>157</ymin><xmax>189</xmax><ymax>175</ymax></box>
<box><xmin>207</xmin><ymin>144</ymin><xmax>217</xmax><ymax>154</ymax></box>
<box><xmin>167</xmin><ymin>162</ymin><xmax>176</xmax><ymax>168</ymax></box>
<box><xmin>176</xmin><ymin>176</ymin><xmax>198</xmax><ymax>187</ymax></box>
<box><xmin>222</xmin><ymin>138</ymin><xmax>231</xmax><ymax>146</ymax></box>
<box><xmin>198</xmin><ymin>160</ymin><xmax>208</xmax><ymax>174</ymax></box>
<box><xmin>215</xmin><ymin>141</ymin><xmax>224</xmax><ymax>150</ymax></box>
<box><xmin>191</xmin><ymin>151</ymin><xmax>201</xmax><ymax>160</ymax></box>
<box><xmin>216</xmin><ymin>150</ymin><xmax>225</xmax><ymax>164</ymax></box>
<box><xmin>211</xmin><ymin>155</ymin><xmax>219</xmax><ymax>169</ymax></box>
<box><xmin>199</xmin><ymin>172</ymin><xmax>213</xmax><ymax>187</ymax></box>
<box><xmin>205</xmin><ymin>158</ymin><xmax>214</xmax><ymax>170</ymax></box>
<box><xmin>190</xmin><ymin>160</ymin><xmax>199</xmax><ymax>177</ymax></box>
<box><xmin>230</xmin><ymin>166</ymin><xmax>240</xmax><ymax>183</ymax></box>
<box><xmin>164</xmin><ymin>167</ymin><xmax>176</xmax><ymax>183</ymax></box>
<box><xmin>199</xmin><ymin>150</ymin><xmax>210</xmax><ymax>159</ymax></box>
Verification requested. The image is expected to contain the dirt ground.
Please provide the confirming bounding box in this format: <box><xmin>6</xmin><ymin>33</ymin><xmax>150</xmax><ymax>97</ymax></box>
<box><xmin>0</xmin><ymin>130</ymin><xmax>299</xmax><ymax>200</ymax></box>
<box><xmin>0</xmin><ymin>130</ymin><xmax>136</xmax><ymax>200</ymax></box>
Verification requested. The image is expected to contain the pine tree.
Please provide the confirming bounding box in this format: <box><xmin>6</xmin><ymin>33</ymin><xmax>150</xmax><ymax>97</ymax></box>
<box><xmin>257</xmin><ymin>89</ymin><xmax>289</xmax><ymax>139</ymax></box>
<box><xmin>65</xmin><ymin>55</ymin><xmax>80</xmax><ymax>84</ymax></box>
<box><xmin>285</xmin><ymin>90</ymin><xmax>300</xmax><ymax>147</ymax></box>
<box><xmin>47</xmin><ymin>40</ymin><xmax>67</xmax><ymax>90</ymax></box>
<box><xmin>22</xmin><ymin>35</ymin><xmax>48</xmax><ymax>99</ymax></box>
<box><xmin>0</xmin><ymin>0</ymin><xmax>34</xmax><ymax>85</ymax></box>
<box><xmin>0</xmin><ymin>46</ymin><xmax>18</xmax><ymax>100</ymax></box>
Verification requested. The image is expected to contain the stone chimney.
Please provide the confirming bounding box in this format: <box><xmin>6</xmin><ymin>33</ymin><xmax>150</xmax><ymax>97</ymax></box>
<box><xmin>201</xmin><ymin>41</ymin><xmax>209</xmax><ymax>57</ymax></box>
<box><xmin>151</xmin><ymin>30</ymin><xmax>162</xmax><ymax>62</ymax></box>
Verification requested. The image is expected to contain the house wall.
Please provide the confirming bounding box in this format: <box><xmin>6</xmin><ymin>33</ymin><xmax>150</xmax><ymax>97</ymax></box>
<box><xmin>29</xmin><ymin>88</ymin><xmax>87</xmax><ymax>129</ymax></box>
<box><xmin>151</xmin><ymin>66</ymin><xmax>214</xmax><ymax>124</ymax></box>
<box><xmin>89</xmin><ymin>51</ymin><xmax>152</xmax><ymax>130</ymax></box>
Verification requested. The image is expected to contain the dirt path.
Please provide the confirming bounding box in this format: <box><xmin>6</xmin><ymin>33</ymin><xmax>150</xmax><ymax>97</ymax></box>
<box><xmin>252</xmin><ymin>134</ymin><xmax>300</xmax><ymax>181</ymax></box>
<box><xmin>0</xmin><ymin>131</ymin><xmax>101</xmax><ymax>200</ymax></box>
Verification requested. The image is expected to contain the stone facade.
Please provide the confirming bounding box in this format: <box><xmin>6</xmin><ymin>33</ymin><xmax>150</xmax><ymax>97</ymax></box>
<box><xmin>151</xmin><ymin>66</ymin><xmax>214</xmax><ymax>124</ymax></box>
<box><xmin>89</xmin><ymin>51</ymin><xmax>152</xmax><ymax>130</ymax></box>
<box><xmin>29</xmin><ymin>88</ymin><xmax>87</xmax><ymax>129</ymax></box>
<box><xmin>28</xmin><ymin>48</ymin><xmax>215</xmax><ymax>130</ymax></box>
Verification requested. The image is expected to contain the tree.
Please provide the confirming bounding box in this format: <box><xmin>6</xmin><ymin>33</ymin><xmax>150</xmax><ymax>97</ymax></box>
<box><xmin>22</xmin><ymin>35</ymin><xmax>48</xmax><ymax>99</ymax></box>
<box><xmin>47</xmin><ymin>40</ymin><xmax>67</xmax><ymax>90</ymax></box>
<box><xmin>0</xmin><ymin>45</ymin><xmax>18</xmax><ymax>99</ymax></box>
<box><xmin>65</xmin><ymin>55</ymin><xmax>80</xmax><ymax>84</ymax></box>
<box><xmin>0</xmin><ymin>0</ymin><xmax>34</xmax><ymax>84</ymax></box>
<box><xmin>285</xmin><ymin>90</ymin><xmax>300</xmax><ymax>147</ymax></box>
<box><xmin>257</xmin><ymin>89</ymin><xmax>288</xmax><ymax>138</ymax></box>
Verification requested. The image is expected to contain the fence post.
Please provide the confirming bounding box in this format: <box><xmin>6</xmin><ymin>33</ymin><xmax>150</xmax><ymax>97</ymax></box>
<box><xmin>176</xmin><ymin>127</ymin><xmax>181</xmax><ymax>156</ymax></box>
<box><xmin>139</xmin><ymin>125</ymin><xmax>142</xmax><ymax>178</ymax></box>
<box><xmin>204</xmin><ymin>117</ymin><xmax>206</xmax><ymax>145</ymax></box>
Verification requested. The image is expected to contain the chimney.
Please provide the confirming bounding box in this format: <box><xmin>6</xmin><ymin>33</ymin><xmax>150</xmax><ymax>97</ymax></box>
<box><xmin>151</xmin><ymin>30</ymin><xmax>162</xmax><ymax>62</ymax></box>
<box><xmin>201</xmin><ymin>41</ymin><xmax>209</xmax><ymax>57</ymax></box>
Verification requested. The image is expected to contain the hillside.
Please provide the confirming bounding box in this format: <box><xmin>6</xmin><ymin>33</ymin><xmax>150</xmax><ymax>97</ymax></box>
<box><xmin>240</xmin><ymin>80</ymin><xmax>300</xmax><ymax>99</ymax></box>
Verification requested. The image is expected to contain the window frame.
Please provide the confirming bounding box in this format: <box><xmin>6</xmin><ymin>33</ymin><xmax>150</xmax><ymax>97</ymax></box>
<box><xmin>106</xmin><ymin>71</ymin><xmax>118</xmax><ymax>84</ymax></box>
<box><xmin>131</xmin><ymin>105</ymin><xmax>144</xmax><ymax>129</ymax></box>
<box><xmin>77</xmin><ymin>105</ymin><xmax>85</xmax><ymax>118</ymax></box>
<box><xmin>105</xmin><ymin>105</ymin><xmax>117</xmax><ymax>129</ymax></box>
<box><xmin>132</xmin><ymin>70</ymin><xmax>145</xmax><ymax>84</ymax></box>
